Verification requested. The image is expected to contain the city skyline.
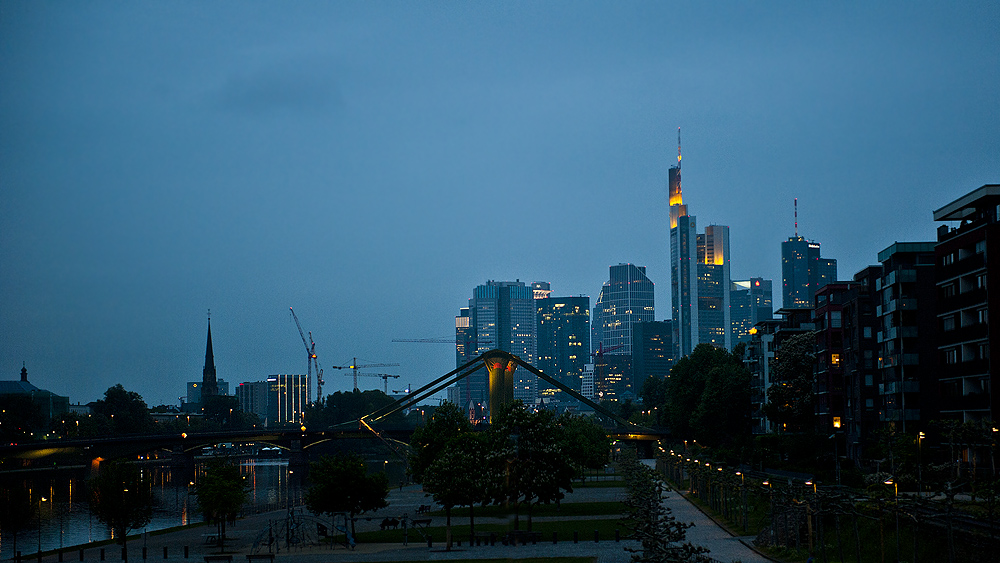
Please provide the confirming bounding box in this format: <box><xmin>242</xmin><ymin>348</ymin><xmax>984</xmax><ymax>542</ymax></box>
<box><xmin>2</xmin><ymin>2</ymin><xmax>998</xmax><ymax>406</ymax></box>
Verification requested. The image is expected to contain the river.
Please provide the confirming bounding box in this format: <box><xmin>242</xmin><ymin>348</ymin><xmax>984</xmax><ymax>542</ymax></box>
<box><xmin>0</xmin><ymin>458</ymin><xmax>306</xmax><ymax>559</ymax></box>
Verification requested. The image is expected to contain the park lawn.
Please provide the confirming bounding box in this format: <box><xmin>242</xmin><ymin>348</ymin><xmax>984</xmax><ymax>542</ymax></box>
<box><xmin>428</xmin><ymin>501</ymin><xmax>625</xmax><ymax>519</ymax></box>
<box><xmin>354</xmin><ymin>517</ymin><xmax>629</xmax><ymax>544</ymax></box>
<box><xmin>571</xmin><ymin>479</ymin><xmax>625</xmax><ymax>488</ymax></box>
<box><xmin>348</xmin><ymin>560</ymin><xmax>595</xmax><ymax>563</ymax></box>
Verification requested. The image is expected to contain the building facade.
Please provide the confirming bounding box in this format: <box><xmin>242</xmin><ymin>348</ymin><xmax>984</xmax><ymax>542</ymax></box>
<box><xmin>631</xmin><ymin>320</ymin><xmax>675</xmax><ymax>385</ymax></box>
<box><xmin>592</xmin><ymin>264</ymin><xmax>654</xmax><ymax>400</ymax></box>
<box><xmin>782</xmin><ymin>236</ymin><xmax>838</xmax><ymax>310</ymax></box>
<box><xmin>934</xmin><ymin>185</ymin><xmax>1000</xmax><ymax>423</ymax></box>
<box><xmin>731</xmin><ymin>278</ymin><xmax>774</xmax><ymax>346</ymax></box>
<box><xmin>876</xmin><ymin>242</ymin><xmax>938</xmax><ymax>432</ymax></box>
<box><xmin>536</xmin><ymin>295</ymin><xmax>590</xmax><ymax>396</ymax></box>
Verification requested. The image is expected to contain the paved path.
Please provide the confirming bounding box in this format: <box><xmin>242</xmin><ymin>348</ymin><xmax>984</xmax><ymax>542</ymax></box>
<box><xmin>27</xmin><ymin>481</ymin><xmax>774</xmax><ymax>563</ymax></box>
<box><xmin>661</xmin><ymin>487</ymin><xmax>774</xmax><ymax>563</ymax></box>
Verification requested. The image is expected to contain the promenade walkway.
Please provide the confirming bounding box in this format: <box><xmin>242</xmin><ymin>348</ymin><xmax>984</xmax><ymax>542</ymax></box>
<box><xmin>27</xmin><ymin>480</ymin><xmax>775</xmax><ymax>563</ymax></box>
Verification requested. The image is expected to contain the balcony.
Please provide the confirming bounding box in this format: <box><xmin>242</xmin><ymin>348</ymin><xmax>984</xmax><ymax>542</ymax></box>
<box><xmin>938</xmin><ymin>252</ymin><xmax>986</xmax><ymax>281</ymax></box>
<box><xmin>939</xmin><ymin>393</ymin><xmax>990</xmax><ymax>411</ymax></box>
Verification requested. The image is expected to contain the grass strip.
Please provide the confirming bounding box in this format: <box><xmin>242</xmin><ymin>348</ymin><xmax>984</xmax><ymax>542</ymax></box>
<box><xmin>355</xmin><ymin>517</ymin><xmax>628</xmax><ymax>543</ymax></box>
<box><xmin>428</xmin><ymin>501</ymin><xmax>625</xmax><ymax>519</ymax></box>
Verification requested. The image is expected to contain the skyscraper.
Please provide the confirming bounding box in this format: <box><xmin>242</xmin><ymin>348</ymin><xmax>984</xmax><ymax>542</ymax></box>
<box><xmin>697</xmin><ymin>225</ymin><xmax>731</xmax><ymax>349</ymax></box>
<box><xmin>591</xmin><ymin>264</ymin><xmax>655</xmax><ymax>354</ymax></box>
<box><xmin>731</xmin><ymin>278</ymin><xmax>774</xmax><ymax>345</ymax></box>
<box><xmin>669</xmin><ymin>129</ymin><xmax>732</xmax><ymax>357</ymax></box>
<box><xmin>632</xmin><ymin>320</ymin><xmax>675</xmax><ymax>383</ymax></box>
<box><xmin>591</xmin><ymin>264</ymin><xmax>654</xmax><ymax>400</ymax></box>
<box><xmin>536</xmin><ymin>294</ymin><xmax>590</xmax><ymax>396</ymax></box>
<box><xmin>782</xmin><ymin>233</ymin><xmax>837</xmax><ymax>309</ymax></box>
<box><xmin>455</xmin><ymin>280</ymin><xmax>538</xmax><ymax>410</ymax></box>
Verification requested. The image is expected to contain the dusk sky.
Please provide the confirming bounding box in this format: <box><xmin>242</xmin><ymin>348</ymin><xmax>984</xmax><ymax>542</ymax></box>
<box><xmin>2</xmin><ymin>2</ymin><xmax>998</xmax><ymax>408</ymax></box>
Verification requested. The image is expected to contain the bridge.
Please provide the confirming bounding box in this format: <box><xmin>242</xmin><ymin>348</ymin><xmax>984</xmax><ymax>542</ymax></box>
<box><xmin>0</xmin><ymin>350</ymin><xmax>668</xmax><ymax>473</ymax></box>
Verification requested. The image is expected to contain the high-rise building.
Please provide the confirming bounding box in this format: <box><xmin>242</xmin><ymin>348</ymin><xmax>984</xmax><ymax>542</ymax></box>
<box><xmin>235</xmin><ymin>376</ymin><xmax>308</xmax><ymax>427</ymax></box>
<box><xmin>267</xmin><ymin>374</ymin><xmax>310</xmax><ymax>425</ymax></box>
<box><xmin>631</xmin><ymin>320</ymin><xmax>675</xmax><ymax>384</ymax></box>
<box><xmin>235</xmin><ymin>380</ymin><xmax>269</xmax><ymax>423</ymax></box>
<box><xmin>592</xmin><ymin>264</ymin><xmax>654</xmax><ymax>400</ymax></box>
<box><xmin>934</xmin><ymin>185</ymin><xmax>1000</xmax><ymax>423</ymax></box>
<box><xmin>782</xmin><ymin>236</ymin><xmax>837</xmax><ymax>309</ymax></box>
<box><xmin>455</xmin><ymin>280</ymin><xmax>538</xmax><ymax>411</ymax></box>
<box><xmin>592</xmin><ymin>264</ymin><xmax>655</xmax><ymax>354</ymax></box>
<box><xmin>731</xmin><ymin>278</ymin><xmax>774</xmax><ymax>345</ymax></box>
<box><xmin>697</xmin><ymin>225</ymin><xmax>731</xmax><ymax>349</ymax></box>
<box><xmin>876</xmin><ymin>242</ymin><xmax>938</xmax><ymax>432</ymax></box>
<box><xmin>668</xmin><ymin>130</ymin><xmax>732</xmax><ymax>357</ymax></box>
<box><xmin>536</xmin><ymin>295</ymin><xmax>590</xmax><ymax>396</ymax></box>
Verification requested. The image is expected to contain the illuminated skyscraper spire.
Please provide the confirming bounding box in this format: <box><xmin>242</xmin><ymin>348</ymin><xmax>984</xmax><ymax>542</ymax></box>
<box><xmin>668</xmin><ymin>127</ymin><xmax>686</xmax><ymax>226</ymax></box>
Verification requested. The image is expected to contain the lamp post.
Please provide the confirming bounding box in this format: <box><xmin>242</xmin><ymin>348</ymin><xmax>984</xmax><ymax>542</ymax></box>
<box><xmin>885</xmin><ymin>478</ymin><xmax>900</xmax><ymax>563</ymax></box>
<box><xmin>805</xmin><ymin>480</ymin><xmax>817</xmax><ymax>553</ymax></box>
<box><xmin>918</xmin><ymin>431</ymin><xmax>925</xmax><ymax>498</ymax></box>
<box><xmin>763</xmin><ymin>481</ymin><xmax>775</xmax><ymax>546</ymax></box>
<box><xmin>736</xmin><ymin>472</ymin><xmax>748</xmax><ymax>532</ymax></box>
<box><xmin>37</xmin><ymin>496</ymin><xmax>47</xmax><ymax>558</ymax></box>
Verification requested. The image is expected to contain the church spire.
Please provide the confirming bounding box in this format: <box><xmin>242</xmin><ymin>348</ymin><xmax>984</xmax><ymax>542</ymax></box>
<box><xmin>202</xmin><ymin>313</ymin><xmax>218</xmax><ymax>400</ymax></box>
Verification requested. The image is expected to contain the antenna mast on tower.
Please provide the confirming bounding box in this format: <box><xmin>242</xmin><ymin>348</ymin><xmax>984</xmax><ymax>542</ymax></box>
<box><xmin>677</xmin><ymin>127</ymin><xmax>682</xmax><ymax>170</ymax></box>
<box><xmin>794</xmin><ymin>198</ymin><xmax>798</xmax><ymax>237</ymax></box>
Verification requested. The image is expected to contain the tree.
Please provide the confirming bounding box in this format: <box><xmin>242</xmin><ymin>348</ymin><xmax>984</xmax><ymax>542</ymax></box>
<box><xmin>88</xmin><ymin>461</ymin><xmax>153</xmax><ymax>556</ymax></box>
<box><xmin>763</xmin><ymin>331</ymin><xmax>817</xmax><ymax>433</ymax></box>
<box><xmin>304</xmin><ymin>453</ymin><xmax>389</xmax><ymax>539</ymax></box>
<box><xmin>489</xmin><ymin>402</ymin><xmax>576</xmax><ymax>531</ymax></box>
<box><xmin>408</xmin><ymin>401</ymin><xmax>471</xmax><ymax>484</ymax></box>
<box><xmin>662</xmin><ymin>343</ymin><xmax>749</xmax><ymax>446</ymax></box>
<box><xmin>691</xmin><ymin>362</ymin><xmax>751</xmax><ymax>451</ymax></box>
<box><xmin>92</xmin><ymin>384</ymin><xmax>154</xmax><ymax>435</ymax></box>
<box><xmin>421</xmin><ymin>432</ymin><xmax>495</xmax><ymax>549</ymax></box>
<box><xmin>194</xmin><ymin>458</ymin><xmax>249</xmax><ymax>548</ymax></box>
<box><xmin>558</xmin><ymin>412</ymin><xmax>610</xmax><ymax>478</ymax></box>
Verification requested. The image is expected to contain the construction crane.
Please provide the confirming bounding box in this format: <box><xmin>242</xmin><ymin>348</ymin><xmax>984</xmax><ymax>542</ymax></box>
<box><xmin>328</xmin><ymin>358</ymin><xmax>400</xmax><ymax>391</ymax></box>
<box><xmin>353</xmin><ymin>373</ymin><xmax>401</xmax><ymax>394</ymax></box>
<box><xmin>289</xmin><ymin>307</ymin><xmax>325</xmax><ymax>401</ymax></box>
<box><xmin>392</xmin><ymin>336</ymin><xmax>495</xmax><ymax>344</ymax></box>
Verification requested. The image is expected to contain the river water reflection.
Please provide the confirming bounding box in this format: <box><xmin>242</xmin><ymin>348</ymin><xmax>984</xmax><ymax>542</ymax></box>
<box><xmin>0</xmin><ymin>458</ymin><xmax>303</xmax><ymax>559</ymax></box>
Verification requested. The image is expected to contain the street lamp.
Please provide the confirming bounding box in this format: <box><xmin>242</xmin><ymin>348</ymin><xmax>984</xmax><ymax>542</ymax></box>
<box><xmin>918</xmin><ymin>431</ymin><xmax>926</xmax><ymax>497</ymax></box>
<box><xmin>37</xmin><ymin>496</ymin><xmax>48</xmax><ymax>557</ymax></box>
<box><xmin>885</xmin><ymin>478</ymin><xmax>900</xmax><ymax>562</ymax></box>
<box><xmin>736</xmin><ymin>472</ymin><xmax>747</xmax><ymax>532</ymax></box>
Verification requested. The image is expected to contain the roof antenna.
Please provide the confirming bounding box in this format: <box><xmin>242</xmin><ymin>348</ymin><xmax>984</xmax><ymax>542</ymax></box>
<box><xmin>794</xmin><ymin>198</ymin><xmax>798</xmax><ymax>238</ymax></box>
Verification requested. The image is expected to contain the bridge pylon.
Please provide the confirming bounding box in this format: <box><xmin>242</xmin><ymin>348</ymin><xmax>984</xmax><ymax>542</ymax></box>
<box><xmin>482</xmin><ymin>350</ymin><xmax>518</xmax><ymax>424</ymax></box>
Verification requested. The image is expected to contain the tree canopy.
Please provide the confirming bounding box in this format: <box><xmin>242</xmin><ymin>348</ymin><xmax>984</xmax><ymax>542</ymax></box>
<box><xmin>408</xmin><ymin>401</ymin><xmax>471</xmax><ymax>484</ymax></box>
<box><xmin>304</xmin><ymin>453</ymin><xmax>389</xmax><ymax>538</ymax></box>
<box><xmin>87</xmin><ymin>461</ymin><xmax>154</xmax><ymax>547</ymax></box>
<box><xmin>92</xmin><ymin>384</ymin><xmax>155</xmax><ymax>435</ymax></box>
<box><xmin>194</xmin><ymin>458</ymin><xmax>249</xmax><ymax>547</ymax></box>
<box><xmin>762</xmin><ymin>331</ymin><xmax>816</xmax><ymax>433</ymax></box>
<box><xmin>648</xmin><ymin>343</ymin><xmax>751</xmax><ymax>452</ymax></box>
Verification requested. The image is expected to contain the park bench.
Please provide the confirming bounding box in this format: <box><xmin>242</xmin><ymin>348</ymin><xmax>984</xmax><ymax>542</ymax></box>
<box><xmin>416</xmin><ymin>504</ymin><xmax>432</xmax><ymax>514</ymax></box>
<box><xmin>411</xmin><ymin>518</ymin><xmax>432</xmax><ymax>528</ymax></box>
<box><xmin>245</xmin><ymin>554</ymin><xmax>274</xmax><ymax>563</ymax></box>
<box><xmin>203</xmin><ymin>556</ymin><xmax>233</xmax><ymax>563</ymax></box>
